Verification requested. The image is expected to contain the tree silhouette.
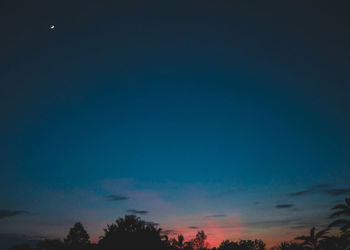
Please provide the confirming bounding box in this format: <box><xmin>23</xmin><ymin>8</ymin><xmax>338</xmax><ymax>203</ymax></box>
<box><xmin>191</xmin><ymin>230</ymin><xmax>209</xmax><ymax>250</ymax></box>
<box><xmin>64</xmin><ymin>222</ymin><xmax>90</xmax><ymax>249</ymax></box>
<box><xmin>9</xmin><ymin>199</ymin><xmax>350</xmax><ymax>250</ymax></box>
<box><xmin>317</xmin><ymin>234</ymin><xmax>350</xmax><ymax>250</ymax></box>
<box><xmin>270</xmin><ymin>242</ymin><xmax>304</xmax><ymax>250</ymax></box>
<box><xmin>171</xmin><ymin>234</ymin><xmax>186</xmax><ymax>249</ymax></box>
<box><xmin>295</xmin><ymin>227</ymin><xmax>328</xmax><ymax>249</ymax></box>
<box><xmin>217</xmin><ymin>239</ymin><xmax>265</xmax><ymax>250</ymax></box>
<box><xmin>237</xmin><ymin>239</ymin><xmax>265</xmax><ymax>250</ymax></box>
<box><xmin>329</xmin><ymin>197</ymin><xmax>350</xmax><ymax>232</ymax></box>
<box><xmin>218</xmin><ymin>240</ymin><xmax>237</xmax><ymax>250</ymax></box>
<box><xmin>9</xmin><ymin>244</ymin><xmax>33</xmax><ymax>250</ymax></box>
<box><xmin>98</xmin><ymin>215</ymin><xmax>167</xmax><ymax>250</ymax></box>
<box><xmin>36</xmin><ymin>239</ymin><xmax>66</xmax><ymax>250</ymax></box>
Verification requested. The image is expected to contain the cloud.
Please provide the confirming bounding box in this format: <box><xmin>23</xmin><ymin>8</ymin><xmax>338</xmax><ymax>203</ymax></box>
<box><xmin>323</xmin><ymin>188</ymin><xmax>350</xmax><ymax>196</ymax></box>
<box><xmin>106</xmin><ymin>194</ymin><xmax>129</xmax><ymax>201</ymax></box>
<box><xmin>246</xmin><ymin>218</ymin><xmax>299</xmax><ymax>229</ymax></box>
<box><xmin>287</xmin><ymin>184</ymin><xmax>350</xmax><ymax>198</ymax></box>
<box><xmin>145</xmin><ymin>221</ymin><xmax>159</xmax><ymax>227</ymax></box>
<box><xmin>204</xmin><ymin>214</ymin><xmax>226</xmax><ymax>218</ymax></box>
<box><xmin>162</xmin><ymin>230</ymin><xmax>176</xmax><ymax>235</ymax></box>
<box><xmin>0</xmin><ymin>210</ymin><xmax>28</xmax><ymax>219</ymax></box>
<box><xmin>246</xmin><ymin>214</ymin><xmax>331</xmax><ymax>230</ymax></box>
<box><xmin>188</xmin><ymin>226</ymin><xmax>199</xmax><ymax>229</ymax></box>
<box><xmin>275</xmin><ymin>204</ymin><xmax>294</xmax><ymax>209</ymax></box>
<box><xmin>288</xmin><ymin>190</ymin><xmax>313</xmax><ymax>197</ymax></box>
<box><xmin>127</xmin><ymin>209</ymin><xmax>149</xmax><ymax>215</ymax></box>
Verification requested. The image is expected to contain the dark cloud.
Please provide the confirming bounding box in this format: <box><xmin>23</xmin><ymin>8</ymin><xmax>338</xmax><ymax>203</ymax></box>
<box><xmin>275</xmin><ymin>204</ymin><xmax>294</xmax><ymax>209</ymax></box>
<box><xmin>145</xmin><ymin>221</ymin><xmax>159</xmax><ymax>227</ymax></box>
<box><xmin>287</xmin><ymin>184</ymin><xmax>350</xmax><ymax>198</ymax></box>
<box><xmin>106</xmin><ymin>195</ymin><xmax>129</xmax><ymax>201</ymax></box>
<box><xmin>246</xmin><ymin>215</ymin><xmax>330</xmax><ymax>230</ymax></box>
<box><xmin>246</xmin><ymin>218</ymin><xmax>299</xmax><ymax>228</ymax></box>
<box><xmin>213</xmin><ymin>188</ymin><xmax>246</xmax><ymax>198</ymax></box>
<box><xmin>0</xmin><ymin>210</ymin><xmax>28</xmax><ymax>219</ymax></box>
<box><xmin>162</xmin><ymin>230</ymin><xmax>176</xmax><ymax>235</ymax></box>
<box><xmin>127</xmin><ymin>209</ymin><xmax>149</xmax><ymax>215</ymax></box>
<box><xmin>290</xmin><ymin>222</ymin><xmax>330</xmax><ymax>230</ymax></box>
<box><xmin>290</xmin><ymin>225</ymin><xmax>309</xmax><ymax>229</ymax></box>
<box><xmin>288</xmin><ymin>190</ymin><xmax>313</xmax><ymax>197</ymax></box>
<box><xmin>188</xmin><ymin>226</ymin><xmax>199</xmax><ymax>229</ymax></box>
<box><xmin>204</xmin><ymin>214</ymin><xmax>226</xmax><ymax>218</ymax></box>
<box><xmin>323</xmin><ymin>188</ymin><xmax>350</xmax><ymax>196</ymax></box>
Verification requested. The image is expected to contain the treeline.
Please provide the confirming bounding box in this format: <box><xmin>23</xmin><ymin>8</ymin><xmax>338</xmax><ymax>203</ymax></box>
<box><xmin>10</xmin><ymin>198</ymin><xmax>350</xmax><ymax>250</ymax></box>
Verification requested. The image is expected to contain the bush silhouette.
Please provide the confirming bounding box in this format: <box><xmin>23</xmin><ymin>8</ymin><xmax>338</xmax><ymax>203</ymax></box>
<box><xmin>8</xmin><ymin>198</ymin><xmax>350</xmax><ymax>250</ymax></box>
<box><xmin>98</xmin><ymin>215</ymin><xmax>168</xmax><ymax>250</ymax></box>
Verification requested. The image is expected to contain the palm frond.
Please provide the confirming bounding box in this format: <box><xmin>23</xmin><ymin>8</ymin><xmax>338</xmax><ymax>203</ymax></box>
<box><xmin>341</xmin><ymin>223</ymin><xmax>350</xmax><ymax>232</ymax></box>
<box><xmin>316</xmin><ymin>228</ymin><xmax>328</xmax><ymax>239</ymax></box>
<box><xmin>329</xmin><ymin>219</ymin><xmax>350</xmax><ymax>228</ymax></box>
<box><xmin>331</xmin><ymin>210</ymin><xmax>350</xmax><ymax>217</ymax></box>
<box><xmin>295</xmin><ymin>236</ymin><xmax>310</xmax><ymax>241</ymax></box>
<box><xmin>346</xmin><ymin>198</ymin><xmax>350</xmax><ymax>206</ymax></box>
<box><xmin>332</xmin><ymin>204</ymin><xmax>349</xmax><ymax>210</ymax></box>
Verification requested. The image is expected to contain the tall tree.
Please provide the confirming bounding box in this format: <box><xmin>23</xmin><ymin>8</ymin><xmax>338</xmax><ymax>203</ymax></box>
<box><xmin>64</xmin><ymin>222</ymin><xmax>90</xmax><ymax>248</ymax></box>
<box><xmin>191</xmin><ymin>231</ymin><xmax>208</xmax><ymax>250</ymax></box>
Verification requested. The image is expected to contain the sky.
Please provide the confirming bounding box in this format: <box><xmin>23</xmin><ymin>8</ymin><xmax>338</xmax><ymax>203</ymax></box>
<box><xmin>1</xmin><ymin>0</ymin><xmax>350</xmax><ymax>249</ymax></box>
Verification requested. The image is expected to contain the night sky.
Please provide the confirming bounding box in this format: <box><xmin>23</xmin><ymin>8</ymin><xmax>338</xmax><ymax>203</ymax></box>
<box><xmin>1</xmin><ymin>1</ymin><xmax>350</xmax><ymax>249</ymax></box>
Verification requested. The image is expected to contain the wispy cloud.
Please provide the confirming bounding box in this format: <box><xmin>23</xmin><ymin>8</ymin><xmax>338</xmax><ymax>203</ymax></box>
<box><xmin>145</xmin><ymin>221</ymin><xmax>159</xmax><ymax>226</ymax></box>
<box><xmin>246</xmin><ymin>218</ymin><xmax>299</xmax><ymax>228</ymax></box>
<box><xmin>275</xmin><ymin>204</ymin><xmax>294</xmax><ymax>209</ymax></box>
<box><xmin>106</xmin><ymin>194</ymin><xmax>129</xmax><ymax>201</ymax></box>
<box><xmin>188</xmin><ymin>226</ymin><xmax>199</xmax><ymax>229</ymax></box>
<box><xmin>288</xmin><ymin>190</ymin><xmax>313</xmax><ymax>197</ymax></box>
<box><xmin>0</xmin><ymin>210</ymin><xmax>28</xmax><ymax>219</ymax></box>
<box><xmin>162</xmin><ymin>230</ymin><xmax>176</xmax><ymax>235</ymax></box>
<box><xmin>246</xmin><ymin>214</ymin><xmax>331</xmax><ymax>230</ymax></box>
<box><xmin>204</xmin><ymin>214</ymin><xmax>226</xmax><ymax>218</ymax></box>
<box><xmin>323</xmin><ymin>188</ymin><xmax>350</xmax><ymax>196</ymax></box>
<box><xmin>287</xmin><ymin>184</ymin><xmax>350</xmax><ymax>197</ymax></box>
<box><xmin>127</xmin><ymin>209</ymin><xmax>149</xmax><ymax>215</ymax></box>
<box><xmin>213</xmin><ymin>188</ymin><xmax>247</xmax><ymax>198</ymax></box>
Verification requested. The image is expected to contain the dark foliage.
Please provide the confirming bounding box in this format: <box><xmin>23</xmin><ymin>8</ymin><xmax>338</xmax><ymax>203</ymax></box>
<box><xmin>98</xmin><ymin>215</ymin><xmax>168</xmax><ymax>250</ymax></box>
<box><xmin>8</xmin><ymin>198</ymin><xmax>350</xmax><ymax>250</ymax></box>
<box><xmin>294</xmin><ymin>227</ymin><xmax>329</xmax><ymax>249</ymax></box>
<box><xmin>218</xmin><ymin>239</ymin><xmax>265</xmax><ymax>250</ymax></box>
<box><xmin>329</xmin><ymin>198</ymin><xmax>350</xmax><ymax>232</ymax></box>
<box><xmin>64</xmin><ymin>222</ymin><xmax>90</xmax><ymax>249</ymax></box>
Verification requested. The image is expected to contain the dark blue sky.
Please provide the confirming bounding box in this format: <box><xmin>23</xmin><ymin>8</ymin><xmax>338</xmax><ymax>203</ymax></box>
<box><xmin>1</xmin><ymin>0</ymin><xmax>350</xmax><ymax>248</ymax></box>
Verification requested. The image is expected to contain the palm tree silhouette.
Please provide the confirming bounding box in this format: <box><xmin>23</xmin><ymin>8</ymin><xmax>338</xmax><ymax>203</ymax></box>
<box><xmin>329</xmin><ymin>198</ymin><xmax>350</xmax><ymax>232</ymax></box>
<box><xmin>294</xmin><ymin>227</ymin><xmax>328</xmax><ymax>249</ymax></box>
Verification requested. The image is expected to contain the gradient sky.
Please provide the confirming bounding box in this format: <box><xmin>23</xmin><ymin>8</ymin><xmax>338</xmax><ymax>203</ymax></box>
<box><xmin>1</xmin><ymin>1</ymin><xmax>350</xmax><ymax>249</ymax></box>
